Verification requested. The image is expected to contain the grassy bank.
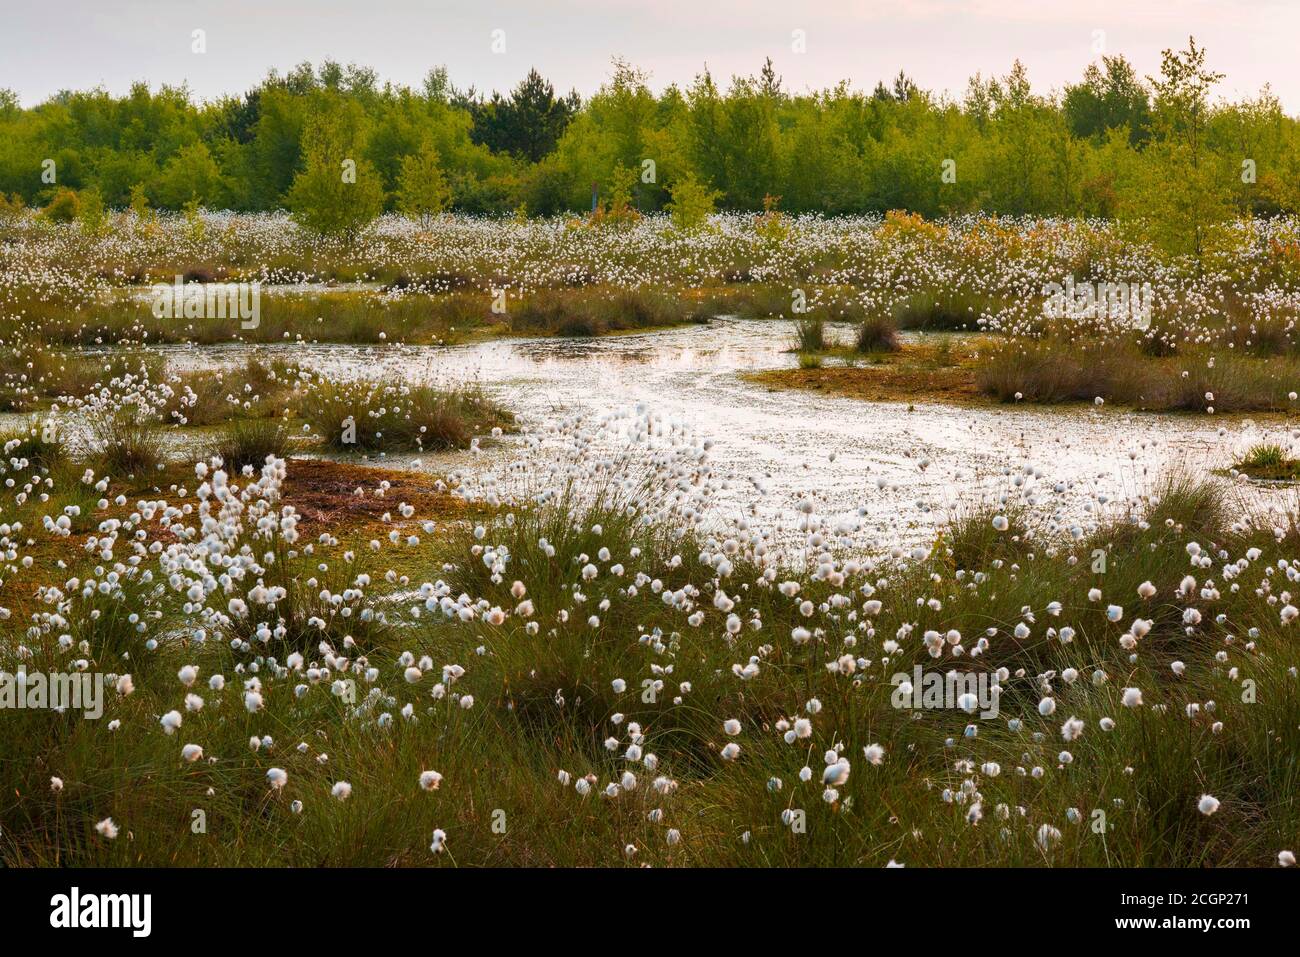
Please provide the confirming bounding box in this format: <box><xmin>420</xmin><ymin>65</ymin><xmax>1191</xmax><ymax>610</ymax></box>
<box><xmin>977</xmin><ymin>337</ymin><xmax>1300</xmax><ymax>412</ymax></box>
<box><xmin>1</xmin><ymin>284</ymin><xmax>711</xmax><ymax>353</ymax></box>
<box><xmin>0</xmin><ymin>436</ymin><xmax>1296</xmax><ymax>865</ymax></box>
<box><xmin>754</xmin><ymin>329</ymin><xmax>1300</xmax><ymax>415</ymax></box>
<box><xmin>1</xmin><ymin>357</ymin><xmax>513</xmax><ymax>488</ymax></box>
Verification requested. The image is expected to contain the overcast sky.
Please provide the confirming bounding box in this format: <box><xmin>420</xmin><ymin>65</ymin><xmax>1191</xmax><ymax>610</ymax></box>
<box><xmin>2</xmin><ymin>0</ymin><xmax>1297</xmax><ymax>111</ymax></box>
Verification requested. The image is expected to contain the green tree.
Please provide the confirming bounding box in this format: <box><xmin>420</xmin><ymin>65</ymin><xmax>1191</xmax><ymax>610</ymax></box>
<box><xmin>154</xmin><ymin>141</ymin><xmax>227</xmax><ymax>208</ymax></box>
<box><xmin>40</xmin><ymin>187</ymin><xmax>79</xmax><ymax>223</ymax></box>
<box><xmin>129</xmin><ymin>183</ymin><xmax>152</xmax><ymax>220</ymax></box>
<box><xmin>182</xmin><ymin>197</ymin><xmax>205</xmax><ymax>242</ymax></box>
<box><xmin>1064</xmin><ymin>57</ymin><xmax>1152</xmax><ymax>146</ymax></box>
<box><xmin>595</xmin><ymin>162</ymin><xmax>639</xmax><ymax>225</ymax></box>
<box><xmin>1138</xmin><ymin>37</ymin><xmax>1233</xmax><ymax>263</ymax></box>
<box><xmin>0</xmin><ymin>50</ymin><xmax>1293</xmax><ymax>222</ymax></box>
<box><xmin>665</xmin><ymin>171</ymin><xmax>719</xmax><ymax>231</ymax></box>
<box><xmin>284</xmin><ymin>100</ymin><xmax>385</xmax><ymax>236</ymax></box>
<box><xmin>76</xmin><ymin>185</ymin><xmax>107</xmax><ymax>234</ymax></box>
<box><xmin>469</xmin><ymin>68</ymin><xmax>579</xmax><ymax>162</ymax></box>
<box><xmin>248</xmin><ymin>86</ymin><xmax>307</xmax><ymax>208</ymax></box>
<box><xmin>1211</xmin><ymin>87</ymin><xmax>1287</xmax><ymax>214</ymax></box>
<box><xmin>396</xmin><ymin>141</ymin><xmax>451</xmax><ymax>226</ymax></box>
<box><xmin>986</xmin><ymin>61</ymin><xmax>1055</xmax><ymax>214</ymax></box>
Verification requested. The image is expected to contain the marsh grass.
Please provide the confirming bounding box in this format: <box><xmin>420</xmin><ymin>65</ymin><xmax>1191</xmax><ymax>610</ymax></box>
<box><xmin>86</xmin><ymin>407</ymin><xmax>165</xmax><ymax>476</ymax></box>
<box><xmin>791</xmin><ymin>317</ymin><xmax>825</xmax><ymax>352</ymax></box>
<box><xmin>223</xmin><ymin>536</ymin><xmax>394</xmax><ymax>657</ymax></box>
<box><xmin>1231</xmin><ymin>442</ymin><xmax>1300</xmax><ymax>479</ymax></box>
<box><xmin>8</xmin><ymin>285</ymin><xmax>704</xmax><ymax>350</ymax></box>
<box><xmin>169</xmin><ymin>357</ymin><xmax>299</xmax><ymax>426</ymax></box>
<box><xmin>977</xmin><ymin>336</ymin><xmax>1300</xmax><ymax>411</ymax></box>
<box><xmin>511</xmin><ymin>288</ymin><xmax>694</xmax><ymax>337</ymax></box>
<box><xmin>699</xmin><ymin>283</ymin><xmax>789</xmax><ymax>320</ymax></box>
<box><xmin>214</xmin><ymin>417</ymin><xmax>291</xmax><ymax>472</ymax></box>
<box><xmin>301</xmin><ymin>379</ymin><xmax>513</xmax><ymax>452</ymax></box>
<box><xmin>1</xmin><ymin>465</ymin><xmax>1296</xmax><ymax>867</ymax></box>
<box><xmin>0</xmin><ymin>345</ymin><xmax>166</xmax><ymax>412</ymax></box>
<box><xmin>7</xmin><ymin>209</ymin><xmax>1300</xmax><ymax>868</ymax></box>
<box><xmin>890</xmin><ymin>288</ymin><xmax>997</xmax><ymax>331</ymax></box>
<box><xmin>855</xmin><ymin>315</ymin><xmax>901</xmax><ymax>353</ymax></box>
<box><xmin>0</xmin><ymin>418</ymin><xmax>68</xmax><ymax>473</ymax></box>
<box><xmin>940</xmin><ymin>500</ymin><xmax>1034</xmax><ymax>570</ymax></box>
<box><xmin>64</xmin><ymin>568</ymin><xmax>166</xmax><ymax>675</ymax></box>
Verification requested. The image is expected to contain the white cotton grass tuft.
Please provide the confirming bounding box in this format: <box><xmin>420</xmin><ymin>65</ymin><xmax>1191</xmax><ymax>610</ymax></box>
<box><xmin>331</xmin><ymin>781</ymin><xmax>353</xmax><ymax>801</ymax></box>
<box><xmin>1197</xmin><ymin>794</ymin><xmax>1220</xmax><ymax>816</ymax></box>
<box><xmin>95</xmin><ymin>818</ymin><xmax>119</xmax><ymax>840</ymax></box>
<box><xmin>266</xmin><ymin>767</ymin><xmax>288</xmax><ymax>790</ymax></box>
<box><xmin>1036</xmin><ymin>823</ymin><xmax>1061</xmax><ymax>849</ymax></box>
<box><xmin>822</xmin><ymin>758</ymin><xmax>851</xmax><ymax>786</ymax></box>
<box><xmin>419</xmin><ymin>770</ymin><xmax>443</xmax><ymax>791</ymax></box>
<box><xmin>430</xmin><ymin>828</ymin><xmax>448</xmax><ymax>853</ymax></box>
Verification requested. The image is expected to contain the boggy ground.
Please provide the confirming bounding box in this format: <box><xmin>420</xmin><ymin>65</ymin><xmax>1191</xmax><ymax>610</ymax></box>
<box><xmin>3</xmin><ymin>211</ymin><xmax>1300</xmax><ymax>868</ymax></box>
<box><xmin>9</xmin><ymin>211</ymin><xmax>1300</xmax><ymax>416</ymax></box>
<box><xmin>749</xmin><ymin>338</ymin><xmax>988</xmax><ymax>406</ymax></box>
<box><xmin>759</xmin><ymin>337</ymin><xmax>1300</xmax><ymax>416</ymax></box>
<box><xmin>1</xmin><ymin>409</ymin><xmax>1297</xmax><ymax>868</ymax></box>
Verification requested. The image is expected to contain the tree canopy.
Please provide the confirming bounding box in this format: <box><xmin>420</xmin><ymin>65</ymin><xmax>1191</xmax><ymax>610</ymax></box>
<box><xmin>1</xmin><ymin>39</ymin><xmax>1295</xmax><ymax>232</ymax></box>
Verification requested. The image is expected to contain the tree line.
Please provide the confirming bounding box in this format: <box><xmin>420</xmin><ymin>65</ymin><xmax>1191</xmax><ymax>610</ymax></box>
<box><xmin>1</xmin><ymin>38</ymin><xmax>1297</xmax><ymax>252</ymax></box>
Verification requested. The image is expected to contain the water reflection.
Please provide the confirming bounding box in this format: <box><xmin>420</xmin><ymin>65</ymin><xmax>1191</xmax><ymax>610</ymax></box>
<box><xmin>147</xmin><ymin>318</ymin><xmax>1290</xmax><ymax>545</ymax></box>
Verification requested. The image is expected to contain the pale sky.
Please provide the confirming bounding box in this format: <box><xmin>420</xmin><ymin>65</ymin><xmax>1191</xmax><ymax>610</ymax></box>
<box><xmin>2</xmin><ymin>0</ymin><xmax>1297</xmax><ymax>111</ymax></box>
